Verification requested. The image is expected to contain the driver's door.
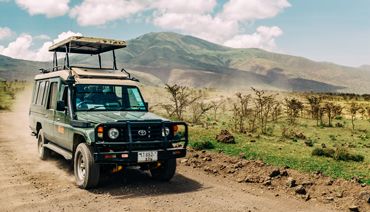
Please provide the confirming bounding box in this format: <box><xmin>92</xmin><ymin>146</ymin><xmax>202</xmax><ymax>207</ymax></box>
<box><xmin>53</xmin><ymin>85</ymin><xmax>71</xmax><ymax>149</ymax></box>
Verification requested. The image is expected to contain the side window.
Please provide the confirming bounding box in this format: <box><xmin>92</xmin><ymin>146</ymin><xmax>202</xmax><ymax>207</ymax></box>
<box><xmin>33</xmin><ymin>81</ymin><xmax>40</xmax><ymax>104</ymax></box>
<box><xmin>47</xmin><ymin>82</ymin><xmax>58</xmax><ymax>109</ymax></box>
<box><xmin>36</xmin><ymin>81</ymin><xmax>46</xmax><ymax>105</ymax></box>
<box><xmin>127</xmin><ymin>87</ymin><xmax>144</xmax><ymax>107</ymax></box>
<box><xmin>41</xmin><ymin>81</ymin><xmax>49</xmax><ymax>106</ymax></box>
<box><xmin>62</xmin><ymin>86</ymin><xmax>69</xmax><ymax>107</ymax></box>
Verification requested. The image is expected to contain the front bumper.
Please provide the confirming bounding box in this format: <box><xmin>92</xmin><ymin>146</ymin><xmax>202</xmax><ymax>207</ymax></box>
<box><xmin>92</xmin><ymin>121</ymin><xmax>188</xmax><ymax>165</ymax></box>
<box><xmin>93</xmin><ymin>147</ymin><xmax>186</xmax><ymax>164</ymax></box>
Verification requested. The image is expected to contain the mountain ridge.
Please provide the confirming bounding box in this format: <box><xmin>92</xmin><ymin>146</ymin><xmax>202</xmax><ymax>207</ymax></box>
<box><xmin>1</xmin><ymin>32</ymin><xmax>369</xmax><ymax>93</ymax></box>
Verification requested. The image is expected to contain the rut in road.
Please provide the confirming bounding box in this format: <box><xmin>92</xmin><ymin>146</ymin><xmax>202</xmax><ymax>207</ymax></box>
<box><xmin>0</xmin><ymin>89</ymin><xmax>335</xmax><ymax>211</ymax></box>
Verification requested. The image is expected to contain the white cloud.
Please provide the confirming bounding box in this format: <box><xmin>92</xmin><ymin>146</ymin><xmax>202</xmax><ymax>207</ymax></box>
<box><xmin>67</xmin><ymin>0</ymin><xmax>288</xmax><ymax>51</ymax></box>
<box><xmin>0</xmin><ymin>31</ymin><xmax>82</xmax><ymax>61</ymax></box>
<box><xmin>70</xmin><ymin>0</ymin><xmax>148</xmax><ymax>26</ymax></box>
<box><xmin>219</xmin><ymin>0</ymin><xmax>291</xmax><ymax>22</ymax></box>
<box><xmin>152</xmin><ymin>0</ymin><xmax>289</xmax><ymax>50</ymax></box>
<box><xmin>0</xmin><ymin>27</ymin><xmax>12</xmax><ymax>40</ymax></box>
<box><xmin>34</xmin><ymin>34</ymin><xmax>51</xmax><ymax>40</ymax></box>
<box><xmin>0</xmin><ymin>34</ymin><xmax>35</xmax><ymax>60</ymax></box>
<box><xmin>223</xmin><ymin>26</ymin><xmax>283</xmax><ymax>50</ymax></box>
<box><xmin>15</xmin><ymin>0</ymin><xmax>70</xmax><ymax>18</ymax></box>
<box><xmin>153</xmin><ymin>13</ymin><xmax>237</xmax><ymax>43</ymax></box>
<box><xmin>152</xmin><ymin>0</ymin><xmax>216</xmax><ymax>14</ymax></box>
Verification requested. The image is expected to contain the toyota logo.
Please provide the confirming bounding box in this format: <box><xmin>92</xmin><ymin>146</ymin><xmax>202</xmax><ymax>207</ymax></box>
<box><xmin>138</xmin><ymin>130</ymin><xmax>147</xmax><ymax>136</ymax></box>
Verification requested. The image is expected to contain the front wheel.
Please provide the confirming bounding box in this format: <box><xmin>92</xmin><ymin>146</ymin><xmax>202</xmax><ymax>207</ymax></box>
<box><xmin>37</xmin><ymin>129</ymin><xmax>51</xmax><ymax>160</ymax></box>
<box><xmin>74</xmin><ymin>143</ymin><xmax>100</xmax><ymax>189</ymax></box>
<box><xmin>150</xmin><ymin>158</ymin><xmax>177</xmax><ymax>181</ymax></box>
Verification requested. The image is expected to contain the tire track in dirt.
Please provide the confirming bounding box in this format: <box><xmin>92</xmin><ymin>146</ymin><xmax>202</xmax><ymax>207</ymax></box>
<box><xmin>0</xmin><ymin>89</ymin><xmax>336</xmax><ymax>212</ymax></box>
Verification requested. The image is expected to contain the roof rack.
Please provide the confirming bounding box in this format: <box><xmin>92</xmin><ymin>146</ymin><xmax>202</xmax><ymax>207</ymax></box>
<box><xmin>48</xmin><ymin>36</ymin><xmax>126</xmax><ymax>54</ymax></box>
<box><xmin>48</xmin><ymin>36</ymin><xmax>127</xmax><ymax>72</ymax></box>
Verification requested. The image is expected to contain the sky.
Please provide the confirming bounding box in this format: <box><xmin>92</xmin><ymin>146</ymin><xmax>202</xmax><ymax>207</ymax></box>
<box><xmin>0</xmin><ymin>0</ymin><xmax>369</xmax><ymax>67</ymax></box>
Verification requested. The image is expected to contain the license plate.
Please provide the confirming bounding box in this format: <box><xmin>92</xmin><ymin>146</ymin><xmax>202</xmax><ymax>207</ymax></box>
<box><xmin>137</xmin><ymin>151</ymin><xmax>158</xmax><ymax>163</ymax></box>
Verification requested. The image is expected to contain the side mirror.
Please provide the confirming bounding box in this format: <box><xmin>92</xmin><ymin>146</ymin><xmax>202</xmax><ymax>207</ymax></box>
<box><xmin>144</xmin><ymin>102</ymin><xmax>149</xmax><ymax>111</ymax></box>
<box><xmin>56</xmin><ymin>100</ymin><xmax>65</xmax><ymax>111</ymax></box>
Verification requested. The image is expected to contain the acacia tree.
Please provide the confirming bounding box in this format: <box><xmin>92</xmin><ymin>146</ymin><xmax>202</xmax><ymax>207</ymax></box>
<box><xmin>210</xmin><ymin>98</ymin><xmax>225</xmax><ymax>121</ymax></box>
<box><xmin>285</xmin><ymin>98</ymin><xmax>304</xmax><ymax>125</ymax></box>
<box><xmin>231</xmin><ymin>93</ymin><xmax>252</xmax><ymax>133</ymax></box>
<box><xmin>306</xmin><ymin>96</ymin><xmax>321</xmax><ymax>124</ymax></box>
<box><xmin>323</xmin><ymin>102</ymin><xmax>341</xmax><ymax>127</ymax></box>
<box><xmin>349</xmin><ymin>102</ymin><xmax>361</xmax><ymax>130</ymax></box>
<box><xmin>163</xmin><ymin>84</ymin><xmax>202</xmax><ymax>120</ymax></box>
<box><xmin>190</xmin><ymin>102</ymin><xmax>214</xmax><ymax>124</ymax></box>
<box><xmin>271</xmin><ymin>102</ymin><xmax>282</xmax><ymax>122</ymax></box>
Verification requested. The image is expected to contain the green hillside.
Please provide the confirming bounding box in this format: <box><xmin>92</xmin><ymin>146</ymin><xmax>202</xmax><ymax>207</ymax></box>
<box><xmin>0</xmin><ymin>55</ymin><xmax>46</xmax><ymax>80</ymax></box>
<box><xmin>1</xmin><ymin>32</ymin><xmax>370</xmax><ymax>93</ymax></box>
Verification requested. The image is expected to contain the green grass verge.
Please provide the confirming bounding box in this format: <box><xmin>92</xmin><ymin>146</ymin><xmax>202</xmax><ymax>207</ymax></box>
<box><xmin>189</xmin><ymin>119</ymin><xmax>370</xmax><ymax>185</ymax></box>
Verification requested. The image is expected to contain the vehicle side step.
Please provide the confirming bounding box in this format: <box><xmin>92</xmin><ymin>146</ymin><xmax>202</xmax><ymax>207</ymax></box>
<box><xmin>44</xmin><ymin>143</ymin><xmax>73</xmax><ymax>160</ymax></box>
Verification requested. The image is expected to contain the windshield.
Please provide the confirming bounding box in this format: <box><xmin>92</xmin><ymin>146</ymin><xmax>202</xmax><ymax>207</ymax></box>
<box><xmin>74</xmin><ymin>84</ymin><xmax>146</xmax><ymax>111</ymax></box>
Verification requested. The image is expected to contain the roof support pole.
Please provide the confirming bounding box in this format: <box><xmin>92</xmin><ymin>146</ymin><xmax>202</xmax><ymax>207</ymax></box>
<box><xmin>112</xmin><ymin>50</ymin><xmax>117</xmax><ymax>70</ymax></box>
<box><xmin>53</xmin><ymin>51</ymin><xmax>58</xmax><ymax>71</ymax></box>
<box><xmin>64</xmin><ymin>44</ymin><xmax>70</xmax><ymax>69</ymax></box>
<box><xmin>98</xmin><ymin>54</ymin><xmax>102</xmax><ymax>69</ymax></box>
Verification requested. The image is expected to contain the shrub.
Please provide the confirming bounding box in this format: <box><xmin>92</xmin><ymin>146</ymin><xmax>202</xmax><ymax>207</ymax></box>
<box><xmin>192</xmin><ymin>140</ymin><xmax>215</xmax><ymax>150</ymax></box>
<box><xmin>312</xmin><ymin>147</ymin><xmax>335</xmax><ymax>158</ymax></box>
<box><xmin>334</xmin><ymin>148</ymin><xmax>364</xmax><ymax>162</ymax></box>
<box><xmin>359</xmin><ymin>134</ymin><xmax>369</xmax><ymax>141</ymax></box>
<box><xmin>312</xmin><ymin>147</ymin><xmax>364</xmax><ymax>162</ymax></box>
<box><xmin>329</xmin><ymin>134</ymin><xmax>336</xmax><ymax>141</ymax></box>
<box><xmin>335</xmin><ymin>116</ymin><xmax>343</xmax><ymax>120</ymax></box>
<box><xmin>304</xmin><ymin>139</ymin><xmax>314</xmax><ymax>147</ymax></box>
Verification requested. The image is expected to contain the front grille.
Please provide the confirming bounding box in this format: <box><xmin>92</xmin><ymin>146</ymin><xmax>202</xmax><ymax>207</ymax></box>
<box><xmin>130</xmin><ymin>124</ymin><xmax>163</xmax><ymax>142</ymax></box>
<box><xmin>101</xmin><ymin>122</ymin><xmax>168</xmax><ymax>143</ymax></box>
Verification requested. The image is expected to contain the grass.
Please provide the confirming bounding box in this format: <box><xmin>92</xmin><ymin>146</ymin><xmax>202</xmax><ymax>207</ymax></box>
<box><xmin>191</xmin><ymin>140</ymin><xmax>215</xmax><ymax>150</ymax></box>
<box><xmin>0</xmin><ymin>81</ymin><xmax>26</xmax><ymax>110</ymax></box>
<box><xmin>142</xmin><ymin>85</ymin><xmax>370</xmax><ymax>184</ymax></box>
<box><xmin>189</xmin><ymin>118</ymin><xmax>370</xmax><ymax>185</ymax></box>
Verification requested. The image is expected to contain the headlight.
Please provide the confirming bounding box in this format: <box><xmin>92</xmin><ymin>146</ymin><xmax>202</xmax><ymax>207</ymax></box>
<box><xmin>162</xmin><ymin>127</ymin><xmax>170</xmax><ymax>137</ymax></box>
<box><xmin>108</xmin><ymin>128</ymin><xmax>119</xmax><ymax>139</ymax></box>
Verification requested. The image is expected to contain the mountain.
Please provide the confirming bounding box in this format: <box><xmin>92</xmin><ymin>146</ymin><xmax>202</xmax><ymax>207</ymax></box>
<box><xmin>0</xmin><ymin>55</ymin><xmax>46</xmax><ymax>81</ymax></box>
<box><xmin>1</xmin><ymin>32</ymin><xmax>370</xmax><ymax>93</ymax></box>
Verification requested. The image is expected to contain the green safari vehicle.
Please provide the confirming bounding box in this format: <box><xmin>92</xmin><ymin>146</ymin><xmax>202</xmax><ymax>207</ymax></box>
<box><xmin>29</xmin><ymin>36</ymin><xmax>188</xmax><ymax>189</ymax></box>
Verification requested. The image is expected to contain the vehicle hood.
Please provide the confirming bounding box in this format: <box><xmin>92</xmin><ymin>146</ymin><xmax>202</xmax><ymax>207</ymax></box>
<box><xmin>76</xmin><ymin>111</ymin><xmax>169</xmax><ymax>124</ymax></box>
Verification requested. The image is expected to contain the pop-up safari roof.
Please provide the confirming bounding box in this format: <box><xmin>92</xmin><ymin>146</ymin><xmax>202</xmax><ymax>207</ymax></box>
<box><xmin>48</xmin><ymin>36</ymin><xmax>127</xmax><ymax>54</ymax></box>
<box><xmin>45</xmin><ymin>36</ymin><xmax>128</xmax><ymax>72</ymax></box>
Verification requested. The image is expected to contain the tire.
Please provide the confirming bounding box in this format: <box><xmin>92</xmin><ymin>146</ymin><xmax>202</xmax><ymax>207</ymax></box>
<box><xmin>74</xmin><ymin>143</ymin><xmax>100</xmax><ymax>189</ymax></box>
<box><xmin>150</xmin><ymin>158</ymin><xmax>177</xmax><ymax>181</ymax></box>
<box><xmin>37</xmin><ymin>129</ymin><xmax>51</xmax><ymax>160</ymax></box>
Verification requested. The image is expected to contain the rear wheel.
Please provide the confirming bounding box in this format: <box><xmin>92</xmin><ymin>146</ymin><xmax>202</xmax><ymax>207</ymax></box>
<box><xmin>74</xmin><ymin>143</ymin><xmax>100</xmax><ymax>189</ymax></box>
<box><xmin>150</xmin><ymin>158</ymin><xmax>177</xmax><ymax>181</ymax></box>
<box><xmin>37</xmin><ymin>129</ymin><xmax>50</xmax><ymax>160</ymax></box>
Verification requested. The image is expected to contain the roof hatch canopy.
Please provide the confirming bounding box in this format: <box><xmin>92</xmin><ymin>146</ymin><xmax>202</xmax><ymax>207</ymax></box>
<box><xmin>48</xmin><ymin>36</ymin><xmax>127</xmax><ymax>54</ymax></box>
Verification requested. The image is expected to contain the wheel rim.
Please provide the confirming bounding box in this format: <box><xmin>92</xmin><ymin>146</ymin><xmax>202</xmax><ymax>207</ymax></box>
<box><xmin>77</xmin><ymin>152</ymin><xmax>86</xmax><ymax>180</ymax></box>
<box><xmin>38</xmin><ymin>136</ymin><xmax>43</xmax><ymax>156</ymax></box>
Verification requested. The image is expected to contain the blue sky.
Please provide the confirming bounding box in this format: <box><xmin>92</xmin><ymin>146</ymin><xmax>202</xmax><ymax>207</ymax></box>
<box><xmin>0</xmin><ymin>0</ymin><xmax>369</xmax><ymax>67</ymax></box>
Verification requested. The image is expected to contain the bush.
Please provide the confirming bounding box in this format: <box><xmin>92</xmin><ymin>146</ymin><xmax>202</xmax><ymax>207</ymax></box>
<box><xmin>304</xmin><ymin>139</ymin><xmax>314</xmax><ymax>147</ymax></box>
<box><xmin>334</xmin><ymin>148</ymin><xmax>364</xmax><ymax>162</ymax></box>
<box><xmin>192</xmin><ymin>140</ymin><xmax>215</xmax><ymax>150</ymax></box>
<box><xmin>329</xmin><ymin>134</ymin><xmax>336</xmax><ymax>141</ymax></box>
<box><xmin>312</xmin><ymin>147</ymin><xmax>335</xmax><ymax>158</ymax></box>
<box><xmin>335</xmin><ymin>116</ymin><xmax>343</xmax><ymax>120</ymax></box>
<box><xmin>312</xmin><ymin>147</ymin><xmax>364</xmax><ymax>162</ymax></box>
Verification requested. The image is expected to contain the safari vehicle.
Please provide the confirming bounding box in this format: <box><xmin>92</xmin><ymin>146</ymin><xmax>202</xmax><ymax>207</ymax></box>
<box><xmin>29</xmin><ymin>36</ymin><xmax>188</xmax><ymax>189</ymax></box>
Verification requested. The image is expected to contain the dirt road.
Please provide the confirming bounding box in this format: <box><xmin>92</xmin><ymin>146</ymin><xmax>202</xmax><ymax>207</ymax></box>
<box><xmin>0</xmin><ymin>90</ymin><xmax>336</xmax><ymax>212</ymax></box>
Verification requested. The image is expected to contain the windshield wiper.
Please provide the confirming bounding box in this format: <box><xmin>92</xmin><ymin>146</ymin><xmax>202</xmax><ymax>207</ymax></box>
<box><xmin>88</xmin><ymin>105</ymin><xmax>105</xmax><ymax>111</ymax></box>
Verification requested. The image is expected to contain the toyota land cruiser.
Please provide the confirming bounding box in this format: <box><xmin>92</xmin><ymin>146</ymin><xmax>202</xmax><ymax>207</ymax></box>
<box><xmin>29</xmin><ymin>36</ymin><xmax>188</xmax><ymax>189</ymax></box>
